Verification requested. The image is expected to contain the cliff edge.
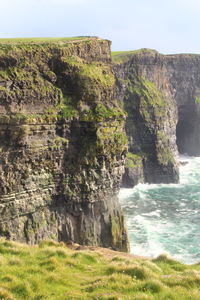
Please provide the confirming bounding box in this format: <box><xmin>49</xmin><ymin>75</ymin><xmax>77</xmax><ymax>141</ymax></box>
<box><xmin>113</xmin><ymin>49</ymin><xmax>179</xmax><ymax>186</ymax></box>
<box><xmin>0</xmin><ymin>37</ymin><xmax>129</xmax><ymax>251</ymax></box>
<box><xmin>113</xmin><ymin>49</ymin><xmax>200</xmax><ymax>187</ymax></box>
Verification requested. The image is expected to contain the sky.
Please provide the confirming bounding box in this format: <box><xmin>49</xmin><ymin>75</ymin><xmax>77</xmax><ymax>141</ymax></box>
<box><xmin>1</xmin><ymin>0</ymin><xmax>200</xmax><ymax>54</ymax></box>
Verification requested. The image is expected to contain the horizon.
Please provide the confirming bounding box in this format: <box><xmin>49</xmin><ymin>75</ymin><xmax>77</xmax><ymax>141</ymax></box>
<box><xmin>1</xmin><ymin>36</ymin><xmax>200</xmax><ymax>56</ymax></box>
<box><xmin>1</xmin><ymin>0</ymin><xmax>200</xmax><ymax>54</ymax></box>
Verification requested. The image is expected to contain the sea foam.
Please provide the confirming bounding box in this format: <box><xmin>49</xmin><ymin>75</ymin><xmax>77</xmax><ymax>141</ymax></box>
<box><xmin>119</xmin><ymin>155</ymin><xmax>200</xmax><ymax>264</ymax></box>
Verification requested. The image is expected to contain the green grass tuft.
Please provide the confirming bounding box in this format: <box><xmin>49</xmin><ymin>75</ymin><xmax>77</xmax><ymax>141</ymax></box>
<box><xmin>0</xmin><ymin>36</ymin><xmax>98</xmax><ymax>45</ymax></box>
<box><xmin>0</xmin><ymin>239</ymin><xmax>200</xmax><ymax>299</ymax></box>
<box><xmin>125</xmin><ymin>152</ymin><xmax>143</xmax><ymax>168</ymax></box>
<box><xmin>112</xmin><ymin>48</ymin><xmax>158</xmax><ymax>64</ymax></box>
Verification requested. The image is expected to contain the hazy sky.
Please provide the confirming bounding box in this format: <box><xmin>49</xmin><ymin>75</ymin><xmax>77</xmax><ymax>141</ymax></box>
<box><xmin>1</xmin><ymin>0</ymin><xmax>200</xmax><ymax>53</ymax></box>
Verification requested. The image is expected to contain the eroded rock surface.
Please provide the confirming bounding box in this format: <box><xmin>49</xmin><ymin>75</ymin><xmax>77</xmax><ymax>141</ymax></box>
<box><xmin>113</xmin><ymin>50</ymin><xmax>179</xmax><ymax>186</ymax></box>
<box><xmin>0</xmin><ymin>38</ymin><xmax>129</xmax><ymax>251</ymax></box>
<box><xmin>114</xmin><ymin>49</ymin><xmax>200</xmax><ymax>187</ymax></box>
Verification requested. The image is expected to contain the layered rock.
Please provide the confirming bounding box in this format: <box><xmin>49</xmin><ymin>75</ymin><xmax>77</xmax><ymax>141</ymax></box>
<box><xmin>113</xmin><ymin>50</ymin><xmax>179</xmax><ymax>186</ymax></box>
<box><xmin>0</xmin><ymin>37</ymin><xmax>129</xmax><ymax>251</ymax></box>
<box><xmin>165</xmin><ymin>53</ymin><xmax>200</xmax><ymax>156</ymax></box>
<box><xmin>114</xmin><ymin>49</ymin><xmax>200</xmax><ymax>187</ymax></box>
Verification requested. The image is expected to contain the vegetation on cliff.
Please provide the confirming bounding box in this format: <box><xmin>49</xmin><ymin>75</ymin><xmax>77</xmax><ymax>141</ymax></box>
<box><xmin>0</xmin><ymin>38</ymin><xmax>127</xmax><ymax>157</ymax></box>
<box><xmin>0</xmin><ymin>37</ymin><xmax>91</xmax><ymax>44</ymax></box>
<box><xmin>0</xmin><ymin>239</ymin><xmax>200</xmax><ymax>299</ymax></box>
<box><xmin>125</xmin><ymin>152</ymin><xmax>142</xmax><ymax>169</ymax></box>
<box><xmin>128</xmin><ymin>77</ymin><xmax>166</xmax><ymax>121</ymax></box>
<box><xmin>118</xmin><ymin>73</ymin><xmax>176</xmax><ymax>171</ymax></box>
<box><xmin>130</xmin><ymin>78</ymin><xmax>174</xmax><ymax>166</ymax></box>
<box><xmin>112</xmin><ymin>49</ymin><xmax>158</xmax><ymax>64</ymax></box>
<box><xmin>0</xmin><ymin>38</ymin><xmax>125</xmax><ymax>124</ymax></box>
<box><xmin>0</xmin><ymin>38</ymin><xmax>129</xmax><ymax>251</ymax></box>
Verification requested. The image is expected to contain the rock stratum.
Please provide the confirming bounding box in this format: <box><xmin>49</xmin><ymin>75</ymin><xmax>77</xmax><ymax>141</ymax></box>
<box><xmin>0</xmin><ymin>37</ymin><xmax>128</xmax><ymax>251</ymax></box>
<box><xmin>1</xmin><ymin>37</ymin><xmax>200</xmax><ymax>250</ymax></box>
<box><xmin>113</xmin><ymin>49</ymin><xmax>200</xmax><ymax>187</ymax></box>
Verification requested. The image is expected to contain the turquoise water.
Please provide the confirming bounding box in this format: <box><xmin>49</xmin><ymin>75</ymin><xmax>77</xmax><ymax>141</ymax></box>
<box><xmin>119</xmin><ymin>155</ymin><xmax>200</xmax><ymax>264</ymax></box>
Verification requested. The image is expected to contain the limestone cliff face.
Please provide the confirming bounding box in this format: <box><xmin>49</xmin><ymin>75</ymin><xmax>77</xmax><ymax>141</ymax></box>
<box><xmin>114</xmin><ymin>49</ymin><xmax>200</xmax><ymax>186</ymax></box>
<box><xmin>161</xmin><ymin>53</ymin><xmax>200</xmax><ymax>156</ymax></box>
<box><xmin>113</xmin><ymin>50</ymin><xmax>180</xmax><ymax>186</ymax></box>
<box><xmin>0</xmin><ymin>38</ymin><xmax>129</xmax><ymax>251</ymax></box>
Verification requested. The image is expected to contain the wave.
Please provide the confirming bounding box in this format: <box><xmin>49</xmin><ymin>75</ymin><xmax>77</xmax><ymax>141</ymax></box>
<box><xmin>119</xmin><ymin>155</ymin><xmax>200</xmax><ymax>264</ymax></box>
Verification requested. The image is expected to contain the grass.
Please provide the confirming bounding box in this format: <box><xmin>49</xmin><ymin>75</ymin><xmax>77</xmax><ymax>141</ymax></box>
<box><xmin>0</xmin><ymin>37</ymin><xmax>98</xmax><ymax>44</ymax></box>
<box><xmin>112</xmin><ymin>48</ymin><xmax>158</xmax><ymax>63</ymax></box>
<box><xmin>0</xmin><ymin>41</ymin><xmax>118</xmax><ymax>123</ymax></box>
<box><xmin>128</xmin><ymin>77</ymin><xmax>165</xmax><ymax>109</ymax></box>
<box><xmin>0</xmin><ymin>239</ymin><xmax>200</xmax><ymax>299</ymax></box>
<box><xmin>62</xmin><ymin>56</ymin><xmax>115</xmax><ymax>93</ymax></box>
<box><xmin>124</xmin><ymin>76</ymin><xmax>174</xmax><ymax>166</ymax></box>
<box><xmin>195</xmin><ymin>97</ymin><xmax>200</xmax><ymax>104</ymax></box>
<box><xmin>125</xmin><ymin>152</ymin><xmax>143</xmax><ymax>168</ymax></box>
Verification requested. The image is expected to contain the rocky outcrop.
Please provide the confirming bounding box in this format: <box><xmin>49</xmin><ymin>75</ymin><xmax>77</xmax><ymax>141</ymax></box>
<box><xmin>0</xmin><ymin>37</ymin><xmax>129</xmax><ymax>251</ymax></box>
<box><xmin>114</xmin><ymin>49</ymin><xmax>200</xmax><ymax>187</ymax></box>
<box><xmin>165</xmin><ymin>54</ymin><xmax>200</xmax><ymax>156</ymax></box>
<box><xmin>113</xmin><ymin>50</ymin><xmax>179</xmax><ymax>186</ymax></box>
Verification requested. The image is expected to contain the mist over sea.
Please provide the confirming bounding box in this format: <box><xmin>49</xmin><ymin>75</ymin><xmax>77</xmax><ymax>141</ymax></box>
<box><xmin>119</xmin><ymin>155</ymin><xmax>200</xmax><ymax>264</ymax></box>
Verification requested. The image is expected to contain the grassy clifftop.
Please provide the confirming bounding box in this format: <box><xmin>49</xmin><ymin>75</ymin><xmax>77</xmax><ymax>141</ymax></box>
<box><xmin>0</xmin><ymin>239</ymin><xmax>200</xmax><ymax>299</ymax></box>
<box><xmin>112</xmin><ymin>49</ymin><xmax>158</xmax><ymax>64</ymax></box>
<box><xmin>0</xmin><ymin>37</ymin><xmax>128</xmax><ymax>251</ymax></box>
<box><xmin>0</xmin><ymin>37</ymin><xmax>100</xmax><ymax>44</ymax></box>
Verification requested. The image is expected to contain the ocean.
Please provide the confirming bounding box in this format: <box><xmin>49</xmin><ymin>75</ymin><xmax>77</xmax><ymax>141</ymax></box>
<box><xmin>119</xmin><ymin>155</ymin><xmax>200</xmax><ymax>264</ymax></box>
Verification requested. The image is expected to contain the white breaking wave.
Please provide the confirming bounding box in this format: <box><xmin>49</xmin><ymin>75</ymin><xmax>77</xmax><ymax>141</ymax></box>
<box><xmin>118</xmin><ymin>188</ymin><xmax>134</xmax><ymax>199</ymax></box>
<box><xmin>119</xmin><ymin>155</ymin><xmax>200</xmax><ymax>264</ymax></box>
<box><xmin>179</xmin><ymin>155</ymin><xmax>200</xmax><ymax>184</ymax></box>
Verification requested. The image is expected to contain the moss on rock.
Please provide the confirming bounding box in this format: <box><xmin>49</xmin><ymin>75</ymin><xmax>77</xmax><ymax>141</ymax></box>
<box><xmin>0</xmin><ymin>38</ymin><xmax>129</xmax><ymax>251</ymax></box>
<box><xmin>125</xmin><ymin>152</ymin><xmax>143</xmax><ymax>168</ymax></box>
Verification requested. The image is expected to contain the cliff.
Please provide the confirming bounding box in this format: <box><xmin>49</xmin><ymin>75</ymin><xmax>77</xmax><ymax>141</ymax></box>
<box><xmin>0</xmin><ymin>37</ymin><xmax>129</xmax><ymax>251</ymax></box>
<box><xmin>113</xmin><ymin>49</ymin><xmax>200</xmax><ymax>186</ymax></box>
